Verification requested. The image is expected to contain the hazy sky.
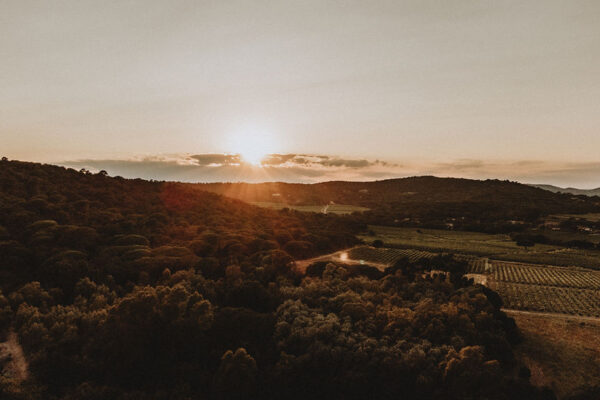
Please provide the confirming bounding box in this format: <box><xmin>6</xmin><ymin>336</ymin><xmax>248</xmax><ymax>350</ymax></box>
<box><xmin>2</xmin><ymin>1</ymin><xmax>599</xmax><ymax>186</ymax></box>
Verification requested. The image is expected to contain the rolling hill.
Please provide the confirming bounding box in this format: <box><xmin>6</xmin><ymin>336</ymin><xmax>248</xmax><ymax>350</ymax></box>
<box><xmin>0</xmin><ymin>159</ymin><xmax>560</xmax><ymax>399</ymax></box>
<box><xmin>200</xmin><ymin>177</ymin><xmax>600</xmax><ymax>233</ymax></box>
<box><xmin>200</xmin><ymin>177</ymin><xmax>599</xmax><ymax>209</ymax></box>
<box><xmin>530</xmin><ymin>184</ymin><xmax>600</xmax><ymax>197</ymax></box>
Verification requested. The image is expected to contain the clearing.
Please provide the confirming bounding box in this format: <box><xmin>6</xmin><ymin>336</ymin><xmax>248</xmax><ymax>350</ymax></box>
<box><xmin>507</xmin><ymin>310</ymin><xmax>600</xmax><ymax>398</ymax></box>
<box><xmin>251</xmin><ymin>202</ymin><xmax>369</xmax><ymax>215</ymax></box>
<box><xmin>359</xmin><ymin>225</ymin><xmax>600</xmax><ymax>269</ymax></box>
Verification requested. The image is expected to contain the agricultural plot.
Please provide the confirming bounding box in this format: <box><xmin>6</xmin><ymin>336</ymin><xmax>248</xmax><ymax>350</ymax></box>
<box><xmin>491</xmin><ymin>262</ymin><xmax>600</xmax><ymax>290</ymax></box>
<box><xmin>347</xmin><ymin>246</ymin><xmax>437</xmax><ymax>264</ymax></box>
<box><xmin>359</xmin><ymin>225</ymin><xmax>560</xmax><ymax>256</ymax></box>
<box><xmin>251</xmin><ymin>202</ymin><xmax>368</xmax><ymax>214</ymax></box>
<box><xmin>460</xmin><ymin>257</ymin><xmax>490</xmax><ymax>273</ymax></box>
<box><xmin>321</xmin><ymin>204</ymin><xmax>370</xmax><ymax>214</ymax></box>
<box><xmin>343</xmin><ymin>245</ymin><xmax>600</xmax><ymax>317</ymax></box>
<box><xmin>360</xmin><ymin>225</ymin><xmax>600</xmax><ymax>269</ymax></box>
<box><xmin>487</xmin><ymin>261</ymin><xmax>600</xmax><ymax>317</ymax></box>
<box><xmin>493</xmin><ymin>249</ymin><xmax>600</xmax><ymax>270</ymax></box>
<box><xmin>549</xmin><ymin>213</ymin><xmax>600</xmax><ymax>223</ymax></box>
<box><xmin>346</xmin><ymin>246</ymin><xmax>489</xmax><ymax>273</ymax></box>
<box><xmin>489</xmin><ymin>282</ymin><xmax>600</xmax><ymax>317</ymax></box>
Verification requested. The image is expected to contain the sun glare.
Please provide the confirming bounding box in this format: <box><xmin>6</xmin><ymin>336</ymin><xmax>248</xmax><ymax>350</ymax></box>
<box><xmin>239</xmin><ymin>148</ymin><xmax>268</xmax><ymax>166</ymax></box>
<box><xmin>228</xmin><ymin>127</ymin><xmax>278</xmax><ymax>166</ymax></box>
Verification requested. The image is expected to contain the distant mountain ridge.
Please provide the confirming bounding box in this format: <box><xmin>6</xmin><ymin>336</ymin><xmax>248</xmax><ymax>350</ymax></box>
<box><xmin>200</xmin><ymin>176</ymin><xmax>597</xmax><ymax>206</ymax></box>
<box><xmin>530</xmin><ymin>184</ymin><xmax>600</xmax><ymax>197</ymax></box>
<box><xmin>200</xmin><ymin>177</ymin><xmax>600</xmax><ymax>236</ymax></box>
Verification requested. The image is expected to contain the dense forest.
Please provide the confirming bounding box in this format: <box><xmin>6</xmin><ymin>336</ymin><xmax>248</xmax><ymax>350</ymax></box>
<box><xmin>201</xmin><ymin>178</ymin><xmax>600</xmax><ymax>233</ymax></box>
<box><xmin>0</xmin><ymin>160</ymin><xmax>556</xmax><ymax>399</ymax></box>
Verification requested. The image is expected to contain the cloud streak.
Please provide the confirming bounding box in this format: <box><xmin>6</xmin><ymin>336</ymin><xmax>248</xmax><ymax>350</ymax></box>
<box><xmin>61</xmin><ymin>154</ymin><xmax>600</xmax><ymax>189</ymax></box>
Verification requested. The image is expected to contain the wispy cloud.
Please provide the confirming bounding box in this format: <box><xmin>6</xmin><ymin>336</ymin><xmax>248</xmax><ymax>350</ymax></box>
<box><xmin>61</xmin><ymin>154</ymin><xmax>600</xmax><ymax>189</ymax></box>
<box><xmin>189</xmin><ymin>154</ymin><xmax>241</xmax><ymax>166</ymax></box>
<box><xmin>61</xmin><ymin>153</ymin><xmax>402</xmax><ymax>184</ymax></box>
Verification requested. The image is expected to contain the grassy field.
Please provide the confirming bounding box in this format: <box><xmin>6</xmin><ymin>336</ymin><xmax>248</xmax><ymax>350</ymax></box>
<box><xmin>251</xmin><ymin>202</ymin><xmax>369</xmax><ymax>214</ymax></box>
<box><xmin>360</xmin><ymin>225</ymin><xmax>560</xmax><ymax>255</ymax></box>
<box><xmin>535</xmin><ymin>229</ymin><xmax>600</xmax><ymax>245</ymax></box>
<box><xmin>549</xmin><ymin>213</ymin><xmax>600</xmax><ymax>222</ymax></box>
<box><xmin>359</xmin><ymin>225</ymin><xmax>600</xmax><ymax>269</ymax></box>
<box><xmin>509</xmin><ymin>311</ymin><xmax>600</xmax><ymax>398</ymax></box>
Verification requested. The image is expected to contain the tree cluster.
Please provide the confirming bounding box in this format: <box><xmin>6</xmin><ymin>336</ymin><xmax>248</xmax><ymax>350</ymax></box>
<box><xmin>0</xmin><ymin>161</ymin><xmax>555</xmax><ymax>399</ymax></box>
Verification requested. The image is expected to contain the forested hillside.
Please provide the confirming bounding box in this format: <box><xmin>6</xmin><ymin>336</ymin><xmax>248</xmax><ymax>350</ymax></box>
<box><xmin>0</xmin><ymin>161</ymin><xmax>554</xmax><ymax>399</ymax></box>
<box><xmin>201</xmin><ymin>178</ymin><xmax>600</xmax><ymax>232</ymax></box>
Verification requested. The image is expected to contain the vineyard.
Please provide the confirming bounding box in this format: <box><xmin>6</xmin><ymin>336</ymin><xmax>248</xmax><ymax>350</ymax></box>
<box><xmin>491</xmin><ymin>262</ymin><xmax>600</xmax><ymax>290</ymax></box>
<box><xmin>359</xmin><ymin>225</ymin><xmax>600</xmax><ymax>269</ymax></box>
<box><xmin>347</xmin><ymin>246</ymin><xmax>437</xmax><ymax>264</ymax></box>
<box><xmin>346</xmin><ymin>246</ymin><xmax>489</xmax><ymax>272</ymax></box>
<box><xmin>489</xmin><ymin>282</ymin><xmax>600</xmax><ymax>317</ymax></box>
<box><xmin>343</xmin><ymin>245</ymin><xmax>600</xmax><ymax>317</ymax></box>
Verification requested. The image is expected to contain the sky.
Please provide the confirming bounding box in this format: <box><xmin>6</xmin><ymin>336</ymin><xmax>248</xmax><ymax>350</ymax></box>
<box><xmin>2</xmin><ymin>1</ymin><xmax>600</xmax><ymax>187</ymax></box>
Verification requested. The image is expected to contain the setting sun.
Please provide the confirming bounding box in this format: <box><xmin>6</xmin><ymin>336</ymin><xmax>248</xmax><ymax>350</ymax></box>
<box><xmin>239</xmin><ymin>148</ymin><xmax>267</xmax><ymax>166</ymax></box>
<box><xmin>239</xmin><ymin>146</ymin><xmax>267</xmax><ymax>166</ymax></box>
<box><xmin>3</xmin><ymin>2</ymin><xmax>600</xmax><ymax>398</ymax></box>
<box><xmin>228</xmin><ymin>127</ymin><xmax>279</xmax><ymax>166</ymax></box>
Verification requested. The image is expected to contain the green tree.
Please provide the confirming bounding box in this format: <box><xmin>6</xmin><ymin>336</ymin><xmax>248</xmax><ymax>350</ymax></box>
<box><xmin>213</xmin><ymin>348</ymin><xmax>257</xmax><ymax>400</ymax></box>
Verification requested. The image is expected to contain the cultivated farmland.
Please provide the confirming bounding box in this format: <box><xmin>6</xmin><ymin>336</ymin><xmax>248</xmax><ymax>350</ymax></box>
<box><xmin>491</xmin><ymin>262</ymin><xmax>600</xmax><ymax>290</ymax></box>
<box><xmin>359</xmin><ymin>225</ymin><xmax>600</xmax><ymax>269</ymax></box>
<box><xmin>251</xmin><ymin>202</ymin><xmax>369</xmax><ymax>214</ymax></box>
<box><xmin>489</xmin><ymin>282</ymin><xmax>600</xmax><ymax>317</ymax></box>
<box><xmin>348</xmin><ymin>246</ymin><xmax>438</xmax><ymax>264</ymax></box>
<box><xmin>341</xmin><ymin>245</ymin><xmax>600</xmax><ymax>317</ymax></box>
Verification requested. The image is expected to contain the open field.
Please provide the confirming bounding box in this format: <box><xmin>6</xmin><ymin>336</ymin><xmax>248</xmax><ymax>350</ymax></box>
<box><xmin>359</xmin><ymin>225</ymin><xmax>561</xmax><ymax>255</ymax></box>
<box><xmin>532</xmin><ymin>229</ymin><xmax>600</xmax><ymax>245</ymax></box>
<box><xmin>251</xmin><ymin>202</ymin><xmax>369</xmax><ymax>214</ymax></box>
<box><xmin>508</xmin><ymin>311</ymin><xmax>600</xmax><ymax>399</ymax></box>
<box><xmin>359</xmin><ymin>225</ymin><xmax>600</xmax><ymax>269</ymax></box>
<box><xmin>549</xmin><ymin>213</ymin><xmax>600</xmax><ymax>222</ymax></box>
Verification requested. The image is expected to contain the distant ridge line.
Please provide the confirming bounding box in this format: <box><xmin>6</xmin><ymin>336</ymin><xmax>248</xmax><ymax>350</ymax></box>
<box><xmin>530</xmin><ymin>184</ymin><xmax>600</xmax><ymax>197</ymax></box>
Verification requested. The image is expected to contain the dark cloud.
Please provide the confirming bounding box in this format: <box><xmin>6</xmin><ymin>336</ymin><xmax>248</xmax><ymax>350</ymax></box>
<box><xmin>320</xmin><ymin>158</ymin><xmax>371</xmax><ymax>168</ymax></box>
<box><xmin>261</xmin><ymin>154</ymin><xmax>390</xmax><ymax>169</ymax></box>
<box><xmin>261</xmin><ymin>154</ymin><xmax>297</xmax><ymax>166</ymax></box>
<box><xmin>290</xmin><ymin>157</ymin><xmax>310</xmax><ymax>165</ymax></box>
<box><xmin>189</xmin><ymin>154</ymin><xmax>241</xmax><ymax>166</ymax></box>
<box><xmin>61</xmin><ymin>153</ymin><xmax>398</xmax><ymax>183</ymax></box>
<box><xmin>434</xmin><ymin>159</ymin><xmax>486</xmax><ymax>172</ymax></box>
<box><xmin>60</xmin><ymin>155</ymin><xmax>600</xmax><ymax>188</ymax></box>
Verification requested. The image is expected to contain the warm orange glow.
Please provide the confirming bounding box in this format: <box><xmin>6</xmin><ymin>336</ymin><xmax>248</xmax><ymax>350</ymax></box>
<box><xmin>239</xmin><ymin>148</ymin><xmax>267</xmax><ymax>166</ymax></box>
<box><xmin>228</xmin><ymin>127</ymin><xmax>278</xmax><ymax>167</ymax></box>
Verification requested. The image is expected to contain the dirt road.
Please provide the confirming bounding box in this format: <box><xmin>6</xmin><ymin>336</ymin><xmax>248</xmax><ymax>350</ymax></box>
<box><xmin>294</xmin><ymin>246</ymin><xmax>389</xmax><ymax>273</ymax></box>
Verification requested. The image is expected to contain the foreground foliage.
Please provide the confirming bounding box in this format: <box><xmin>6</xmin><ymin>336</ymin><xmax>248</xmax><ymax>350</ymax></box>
<box><xmin>0</xmin><ymin>161</ymin><xmax>555</xmax><ymax>399</ymax></box>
